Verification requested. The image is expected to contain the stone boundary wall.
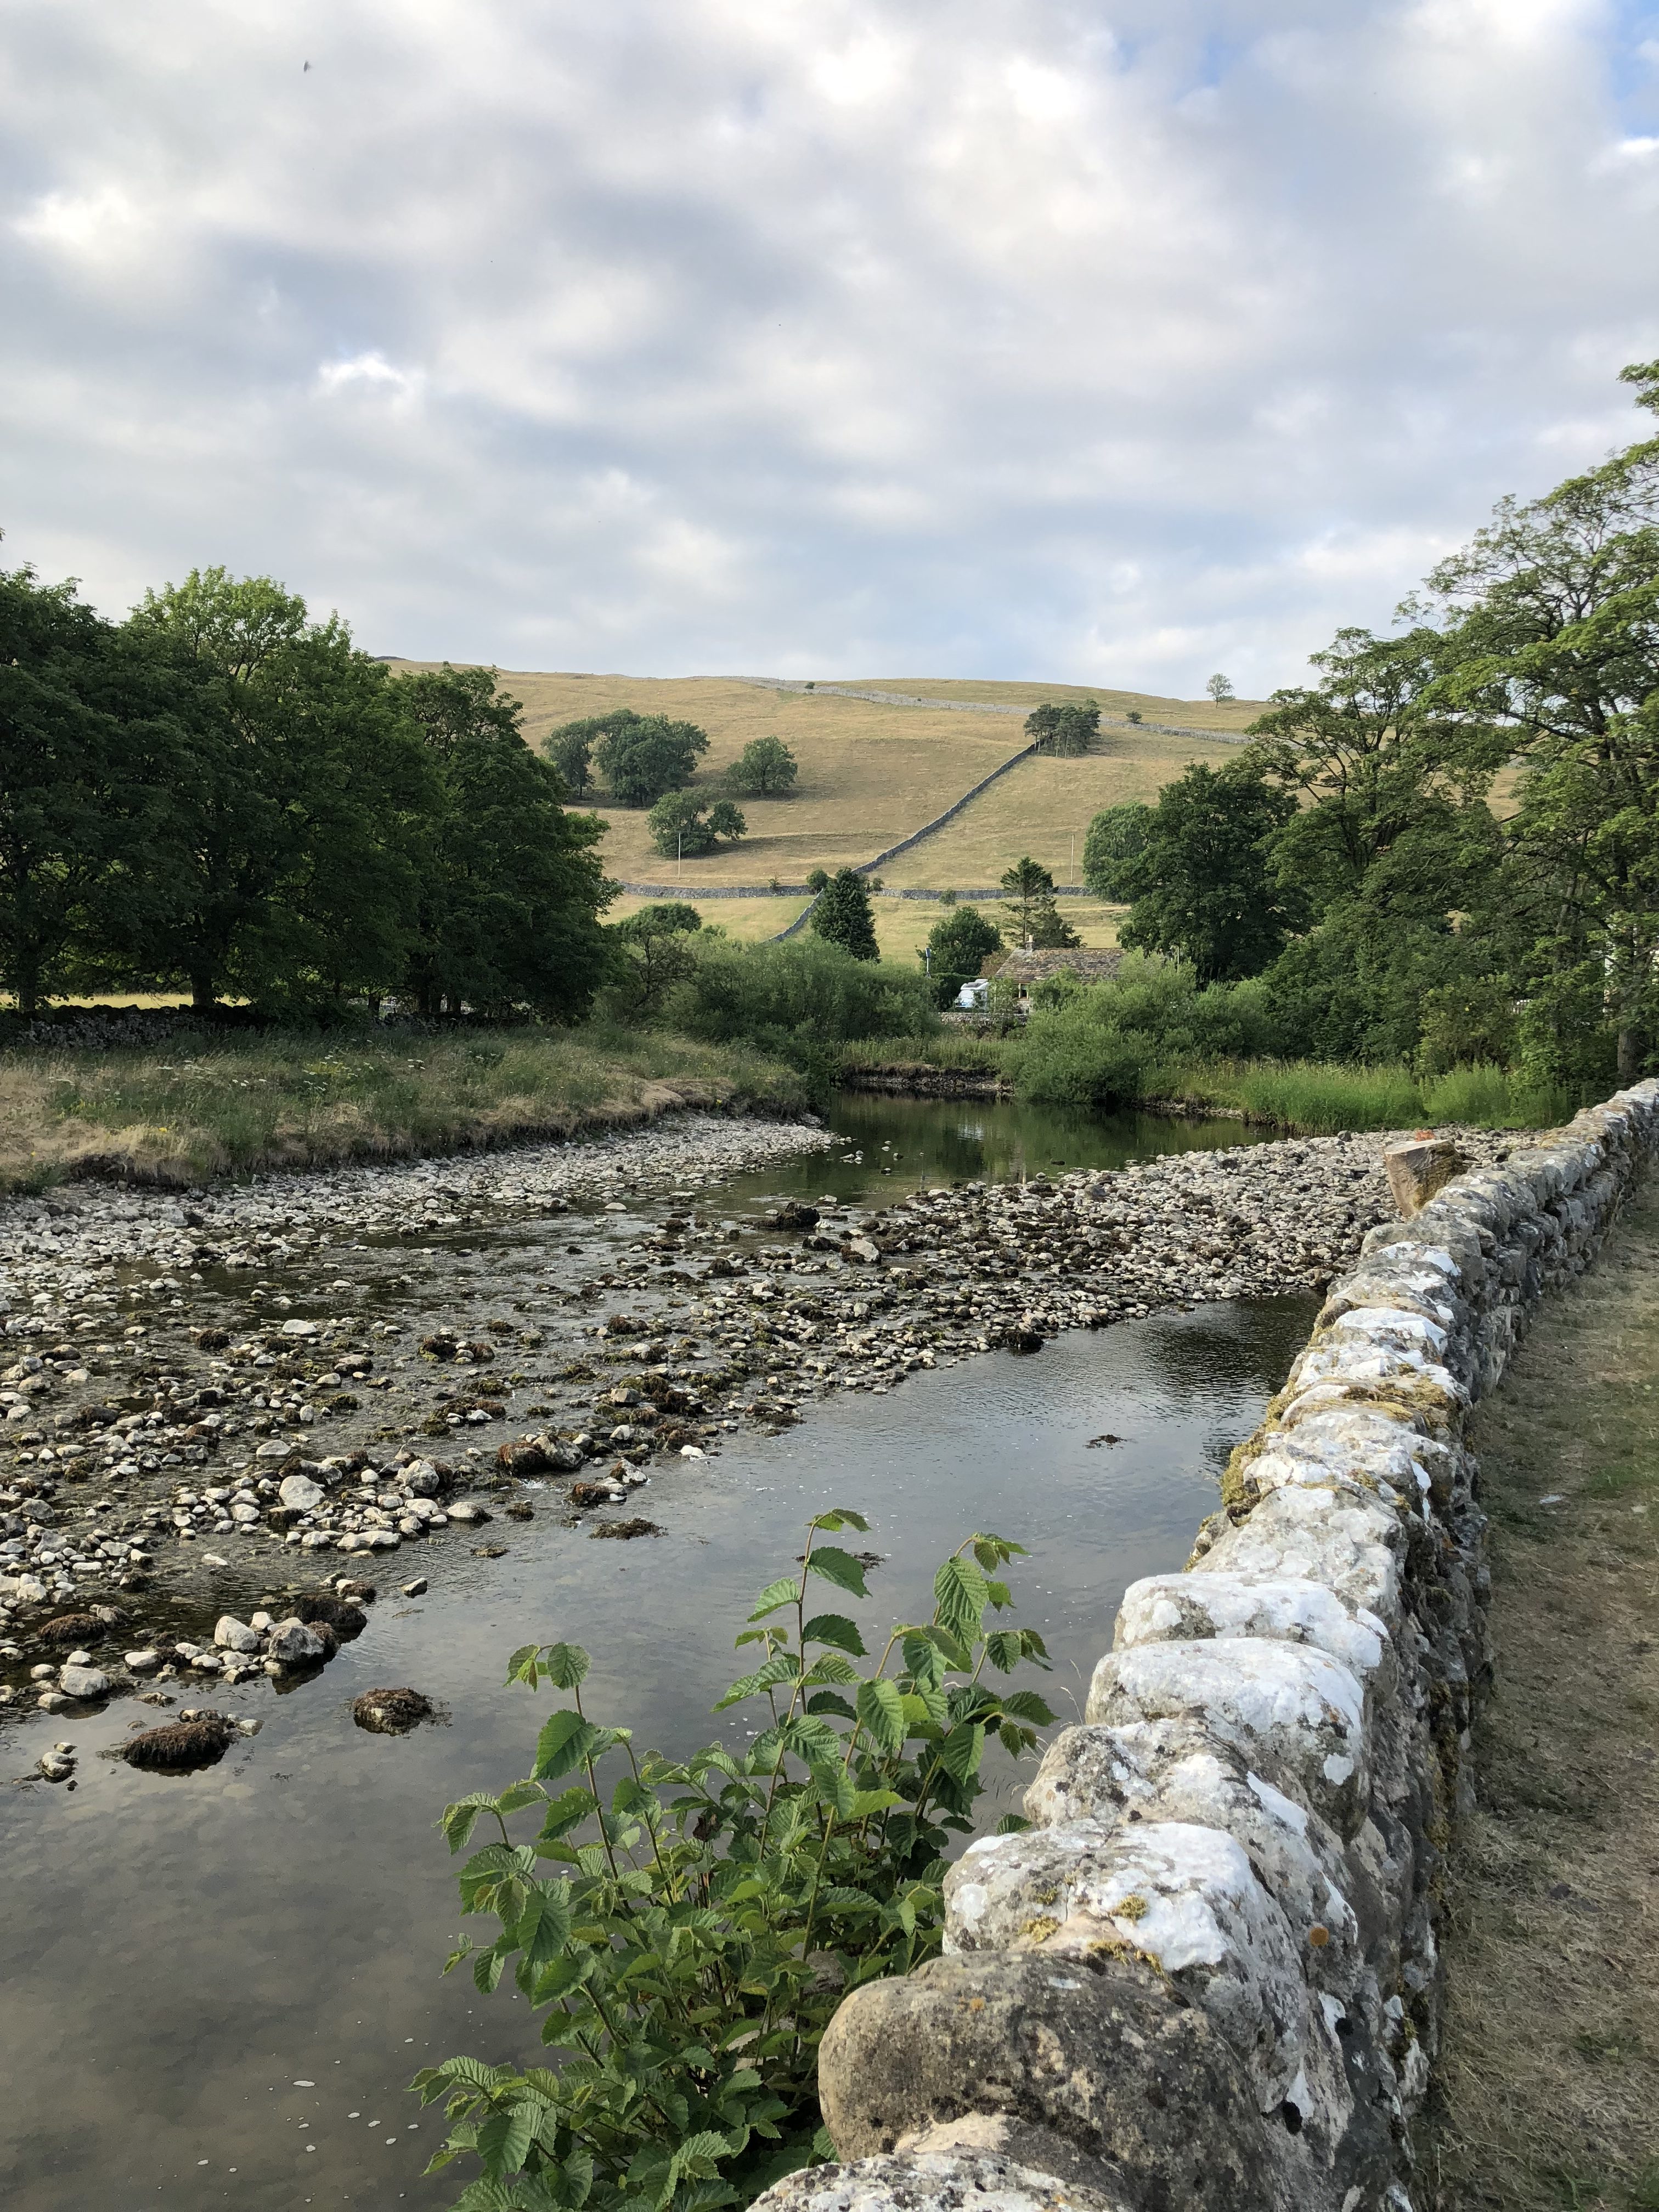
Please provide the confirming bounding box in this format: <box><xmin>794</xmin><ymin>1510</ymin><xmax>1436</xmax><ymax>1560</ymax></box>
<box><xmin>755</xmin><ymin>1080</ymin><xmax>1659</xmax><ymax>2212</ymax></box>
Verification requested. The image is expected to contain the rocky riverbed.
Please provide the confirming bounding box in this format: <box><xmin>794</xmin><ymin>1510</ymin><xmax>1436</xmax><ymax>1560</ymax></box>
<box><xmin>0</xmin><ymin>1108</ymin><xmax>1523</xmax><ymax>1725</ymax></box>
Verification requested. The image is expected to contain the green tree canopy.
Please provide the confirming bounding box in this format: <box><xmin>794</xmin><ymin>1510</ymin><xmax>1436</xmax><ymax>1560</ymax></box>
<box><xmin>545</xmin><ymin>724</ymin><xmax>595</xmax><ymax>797</ymax></box>
<box><xmin>725</xmin><ymin>734</ymin><xmax>798</xmax><ymax>795</ymax></box>
<box><xmin>0</xmin><ymin>564</ymin><xmax>189</xmax><ymax>1015</ymax></box>
<box><xmin>1082</xmin><ymin>804</ymin><xmax>1153</xmax><ymax>901</ymax></box>
<box><xmin>609</xmin><ymin>901</ymin><xmax>703</xmax><ymax>1013</ymax></box>
<box><xmin>646</xmin><ymin>789</ymin><xmax>747</xmax><ymax>859</ymax></box>
<box><xmin>997</xmin><ymin>856</ymin><xmax>1077</xmax><ymax>947</ymax></box>
<box><xmin>566</xmin><ymin>709</ymin><xmax>709</xmax><ymax>806</ymax></box>
<box><xmin>923</xmin><ymin>902</ymin><xmax>1001</xmax><ymax>1006</ymax></box>
<box><xmin>809</xmin><ymin>867</ymin><xmax>879</xmax><ymax>960</ymax></box>
<box><xmin>1118</xmin><ymin>760</ymin><xmax>1299</xmax><ymax>984</ymax></box>
<box><xmin>127</xmin><ymin>567</ymin><xmax>432</xmax><ymax>1011</ymax></box>
<box><xmin>1024</xmin><ymin>701</ymin><xmax>1100</xmax><ymax>755</ymax></box>
<box><xmin>390</xmin><ymin>664</ymin><xmax>613</xmax><ymax>1019</ymax></box>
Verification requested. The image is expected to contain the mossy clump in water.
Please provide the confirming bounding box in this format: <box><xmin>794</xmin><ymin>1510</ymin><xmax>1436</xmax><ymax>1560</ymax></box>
<box><xmin>353</xmin><ymin>1686</ymin><xmax>432</xmax><ymax>1734</ymax></box>
<box><xmin>123</xmin><ymin>1713</ymin><xmax>235</xmax><ymax>1771</ymax></box>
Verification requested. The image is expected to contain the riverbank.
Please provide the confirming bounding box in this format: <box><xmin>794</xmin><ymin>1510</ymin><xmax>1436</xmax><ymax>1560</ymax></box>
<box><xmin>0</xmin><ymin>1023</ymin><xmax>807</xmax><ymax>1194</ymax></box>
<box><xmin>1424</xmin><ymin>1176</ymin><xmax>1659</xmax><ymax>2210</ymax></box>
<box><xmin>838</xmin><ymin>1037</ymin><xmax>1573</xmax><ymax>1135</ymax></box>
<box><xmin>1</xmin><ymin>1108</ymin><xmax>1522</xmax><ymax>1691</ymax></box>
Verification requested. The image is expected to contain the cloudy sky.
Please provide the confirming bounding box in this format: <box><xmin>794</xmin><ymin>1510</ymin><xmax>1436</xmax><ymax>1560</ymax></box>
<box><xmin>2</xmin><ymin>1</ymin><xmax>1657</xmax><ymax>693</ymax></box>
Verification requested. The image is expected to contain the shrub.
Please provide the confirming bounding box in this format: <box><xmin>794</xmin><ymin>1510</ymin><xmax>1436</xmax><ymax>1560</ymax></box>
<box><xmin>669</xmin><ymin>936</ymin><xmax>936</xmax><ymax>1062</ymax></box>
<box><xmin>413</xmin><ymin>1514</ymin><xmax>1053</xmax><ymax>2211</ymax></box>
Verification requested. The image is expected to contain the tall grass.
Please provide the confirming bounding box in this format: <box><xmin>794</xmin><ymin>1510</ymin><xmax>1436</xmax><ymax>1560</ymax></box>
<box><xmin>1222</xmin><ymin>1060</ymin><xmax>1426</xmax><ymax>1135</ymax></box>
<box><xmin>1419</xmin><ymin>1062</ymin><xmax>1571</xmax><ymax>1130</ymax></box>
<box><xmin>0</xmin><ymin>1024</ymin><xmax>804</xmax><ymax>1192</ymax></box>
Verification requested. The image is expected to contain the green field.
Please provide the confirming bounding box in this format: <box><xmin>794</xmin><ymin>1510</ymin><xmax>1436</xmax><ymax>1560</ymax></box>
<box><xmin>386</xmin><ymin>666</ymin><xmax>1256</xmax><ymax>890</ymax></box>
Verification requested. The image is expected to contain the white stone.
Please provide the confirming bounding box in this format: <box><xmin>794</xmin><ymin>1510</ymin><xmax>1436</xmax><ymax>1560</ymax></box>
<box><xmin>945</xmin><ymin>1817</ymin><xmax>1312</xmax><ymax>2114</ymax></box>
<box><xmin>59</xmin><ymin>1663</ymin><xmax>112</xmax><ymax>1700</ymax></box>
<box><xmin>1087</xmin><ymin>1638</ymin><xmax>1371</xmax><ymax>1838</ymax></box>
<box><xmin>1117</xmin><ymin>1572</ymin><xmax>1390</xmax><ymax>1688</ymax></box>
<box><xmin>279</xmin><ymin>1474</ymin><xmax>324</xmax><ymax>1511</ymax></box>
<box><xmin>213</xmin><ymin>1615</ymin><xmax>261</xmax><ymax>1654</ymax></box>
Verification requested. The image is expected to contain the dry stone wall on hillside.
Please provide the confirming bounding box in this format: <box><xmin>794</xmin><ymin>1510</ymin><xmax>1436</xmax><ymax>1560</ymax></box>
<box><xmin>754</xmin><ymin>1080</ymin><xmax>1659</xmax><ymax>2212</ymax></box>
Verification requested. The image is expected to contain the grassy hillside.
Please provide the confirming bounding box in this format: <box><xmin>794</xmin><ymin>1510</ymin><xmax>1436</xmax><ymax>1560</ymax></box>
<box><xmin>386</xmin><ymin>665</ymin><xmax>1259</xmax><ymax>889</ymax></box>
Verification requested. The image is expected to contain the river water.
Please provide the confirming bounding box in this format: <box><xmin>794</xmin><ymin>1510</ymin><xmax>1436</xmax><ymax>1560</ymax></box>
<box><xmin>0</xmin><ymin>1096</ymin><xmax>1306</xmax><ymax>2212</ymax></box>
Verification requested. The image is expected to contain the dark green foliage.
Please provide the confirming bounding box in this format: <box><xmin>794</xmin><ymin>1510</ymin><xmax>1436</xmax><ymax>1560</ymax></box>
<box><xmin>128</xmin><ymin>568</ymin><xmax>435</xmax><ymax>1012</ymax></box>
<box><xmin>391</xmin><ymin>665</ymin><xmax>614</xmax><ymax>1021</ymax></box>
<box><xmin>1012</xmin><ymin>952</ymin><xmax>1278</xmax><ymax>1108</ymax></box>
<box><xmin>414</xmin><ymin>1515</ymin><xmax>1053</xmax><ymax>2212</ymax></box>
<box><xmin>1118</xmin><ymin>761</ymin><xmax>1299</xmax><ymax>984</ymax></box>
<box><xmin>573</xmin><ymin>709</ymin><xmax>710</xmax><ymax>807</ymax></box>
<box><xmin>1023</xmin><ymin>700</ymin><xmax>1099</xmax><ymax>755</ymax></box>
<box><xmin>0</xmin><ymin>566</ymin><xmax>187</xmax><ymax>1015</ymax></box>
<box><xmin>923</xmin><ymin>904</ymin><xmax>1000</xmax><ymax>1007</ymax></box>
<box><xmin>610</xmin><ymin>904</ymin><xmax>703</xmax><ymax>1013</ymax></box>
<box><xmin>546</xmin><ymin>726</ymin><xmax>595</xmax><ymax>798</ymax></box>
<box><xmin>647</xmin><ymin>791</ymin><xmax>747</xmax><ymax>859</ymax></box>
<box><xmin>2</xmin><ymin>560</ymin><xmax>614</xmax><ymax>1023</ymax></box>
<box><xmin>805</xmin><ymin>868</ymin><xmax>830</xmax><ymax>894</ymax></box>
<box><xmin>726</xmin><ymin>736</ymin><xmax>798</xmax><ymax>796</ymax></box>
<box><xmin>1081</xmin><ymin>804</ymin><xmax>1153</xmax><ymax>901</ymax></box>
<box><xmin>670</xmin><ymin>935</ymin><xmax>935</xmax><ymax>1057</ymax></box>
<box><xmin>809</xmin><ymin>868</ymin><xmax>879</xmax><ymax>961</ymax></box>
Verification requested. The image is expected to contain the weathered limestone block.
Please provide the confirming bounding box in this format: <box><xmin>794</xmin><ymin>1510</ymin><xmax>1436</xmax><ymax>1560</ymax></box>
<box><xmin>1087</xmin><ymin>1639</ymin><xmax>1371</xmax><ymax>1839</ymax></box>
<box><xmin>1383</xmin><ymin>1138</ymin><xmax>1466</xmax><ymax>1215</ymax></box>
<box><xmin>944</xmin><ymin>1818</ymin><xmax>1317</xmax><ymax>2120</ymax></box>
<box><xmin>1116</xmin><ymin>1572</ymin><xmax>1393</xmax><ymax>1699</ymax></box>
<box><xmin>816</xmin><ymin>1950</ymin><xmax>1291</xmax><ymax>2212</ymax></box>
<box><xmin>749</xmin><ymin>2152</ymin><xmax>1133</xmax><ymax>2212</ymax></box>
<box><xmin>1194</xmin><ymin>1486</ymin><xmax>1403</xmax><ymax>1626</ymax></box>
<box><xmin>1021</xmin><ymin>1720</ymin><xmax>1367</xmax><ymax>1967</ymax></box>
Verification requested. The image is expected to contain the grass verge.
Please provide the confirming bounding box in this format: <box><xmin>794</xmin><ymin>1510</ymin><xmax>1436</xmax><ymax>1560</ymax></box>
<box><xmin>1423</xmin><ymin>1175</ymin><xmax>1659</xmax><ymax>2211</ymax></box>
<box><xmin>0</xmin><ymin>1024</ymin><xmax>806</xmax><ymax>1193</ymax></box>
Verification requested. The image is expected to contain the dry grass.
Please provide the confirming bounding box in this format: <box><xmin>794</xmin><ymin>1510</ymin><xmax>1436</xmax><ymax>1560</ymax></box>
<box><xmin>865</xmin><ymin>895</ymin><xmax>1125</xmax><ymax>963</ymax></box>
<box><xmin>385</xmin><ymin>665</ymin><xmax>1253</xmax><ymax>889</ymax></box>
<box><xmin>0</xmin><ymin>1025</ymin><xmax>805</xmax><ymax>1193</ymax></box>
<box><xmin>605</xmin><ymin>892</ymin><xmax>811</xmax><ymax>941</ymax></box>
<box><xmin>1425</xmin><ymin>1180</ymin><xmax>1659</xmax><ymax>2211</ymax></box>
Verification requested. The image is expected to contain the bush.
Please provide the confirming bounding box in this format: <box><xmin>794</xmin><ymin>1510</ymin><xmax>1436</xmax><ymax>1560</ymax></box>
<box><xmin>669</xmin><ymin>936</ymin><xmax>936</xmax><ymax>1060</ymax></box>
<box><xmin>413</xmin><ymin>1514</ymin><xmax>1053</xmax><ymax>2211</ymax></box>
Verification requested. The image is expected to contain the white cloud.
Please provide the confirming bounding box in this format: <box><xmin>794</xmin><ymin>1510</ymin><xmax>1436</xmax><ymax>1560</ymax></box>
<box><xmin>0</xmin><ymin>0</ymin><xmax>1655</xmax><ymax>694</ymax></box>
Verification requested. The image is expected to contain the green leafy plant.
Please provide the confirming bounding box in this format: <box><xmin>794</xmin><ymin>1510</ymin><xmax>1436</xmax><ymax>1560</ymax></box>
<box><xmin>413</xmin><ymin>1512</ymin><xmax>1053</xmax><ymax>2212</ymax></box>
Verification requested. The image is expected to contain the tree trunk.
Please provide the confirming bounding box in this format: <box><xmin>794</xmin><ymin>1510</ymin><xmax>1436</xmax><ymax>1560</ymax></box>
<box><xmin>1618</xmin><ymin>1023</ymin><xmax>1638</xmax><ymax>1084</ymax></box>
<box><xmin>191</xmin><ymin>970</ymin><xmax>217</xmax><ymax>1014</ymax></box>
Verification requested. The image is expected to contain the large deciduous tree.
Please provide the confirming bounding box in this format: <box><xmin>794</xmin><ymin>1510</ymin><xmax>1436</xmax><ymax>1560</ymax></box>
<box><xmin>1118</xmin><ymin>761</ymin><xmax>1299</xmax><ymax>984</ymax></box>
<box><xmin>725</xmin><ymin>735</ymin><xmax>798</xmax><ymax>795</ymax></box>
<box><xmin>923</xmin><ymin>902</ymin><xmax>1001</xmax><ymax>1006</ymax></box>
<box><xmin>391</xmin><ymin>664</ymin><xmax>613</xmax><ymax>1020</ymax></box>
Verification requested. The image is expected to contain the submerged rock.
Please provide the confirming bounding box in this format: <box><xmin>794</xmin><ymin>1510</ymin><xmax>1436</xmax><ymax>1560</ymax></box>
<box><xmin>122</xmin><ymin>1712</ymin><xmax>235</xmax><ymax>1770</ymax></box>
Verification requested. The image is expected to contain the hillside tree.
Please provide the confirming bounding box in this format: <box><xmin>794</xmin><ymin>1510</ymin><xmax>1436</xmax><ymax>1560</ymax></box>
<box><xmin>726</xmin><ymin>735</ymin><xmax>798</xmax><ymax>795</ymax></box>
<box><xmin>1024</xmin><ymin>701</ymin><xmax>1100</xmax><ymax>755</ymax></box>
<box><xmin>647</xmin><ymin>790</ymin><xmax>747</xmax><ymax>859</ymax></box>
<box><xmin>1118</xmin><ymin>760</ymin><xmax>1299</xmax><ymax>983</ymax></box>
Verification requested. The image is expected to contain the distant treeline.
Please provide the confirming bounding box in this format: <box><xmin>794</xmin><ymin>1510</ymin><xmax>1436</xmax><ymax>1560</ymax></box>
<box><xmin>0</xmin><ymin>565</ymin><xmax>612</xmax><ymax>1019</ymax></box>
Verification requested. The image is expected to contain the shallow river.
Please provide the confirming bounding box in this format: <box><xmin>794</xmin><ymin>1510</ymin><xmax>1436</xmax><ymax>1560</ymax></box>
<box><xmin>1</xmin><ymin>1096</ymin><xmax>1306</xmax><ymax>2212</ymax></box>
